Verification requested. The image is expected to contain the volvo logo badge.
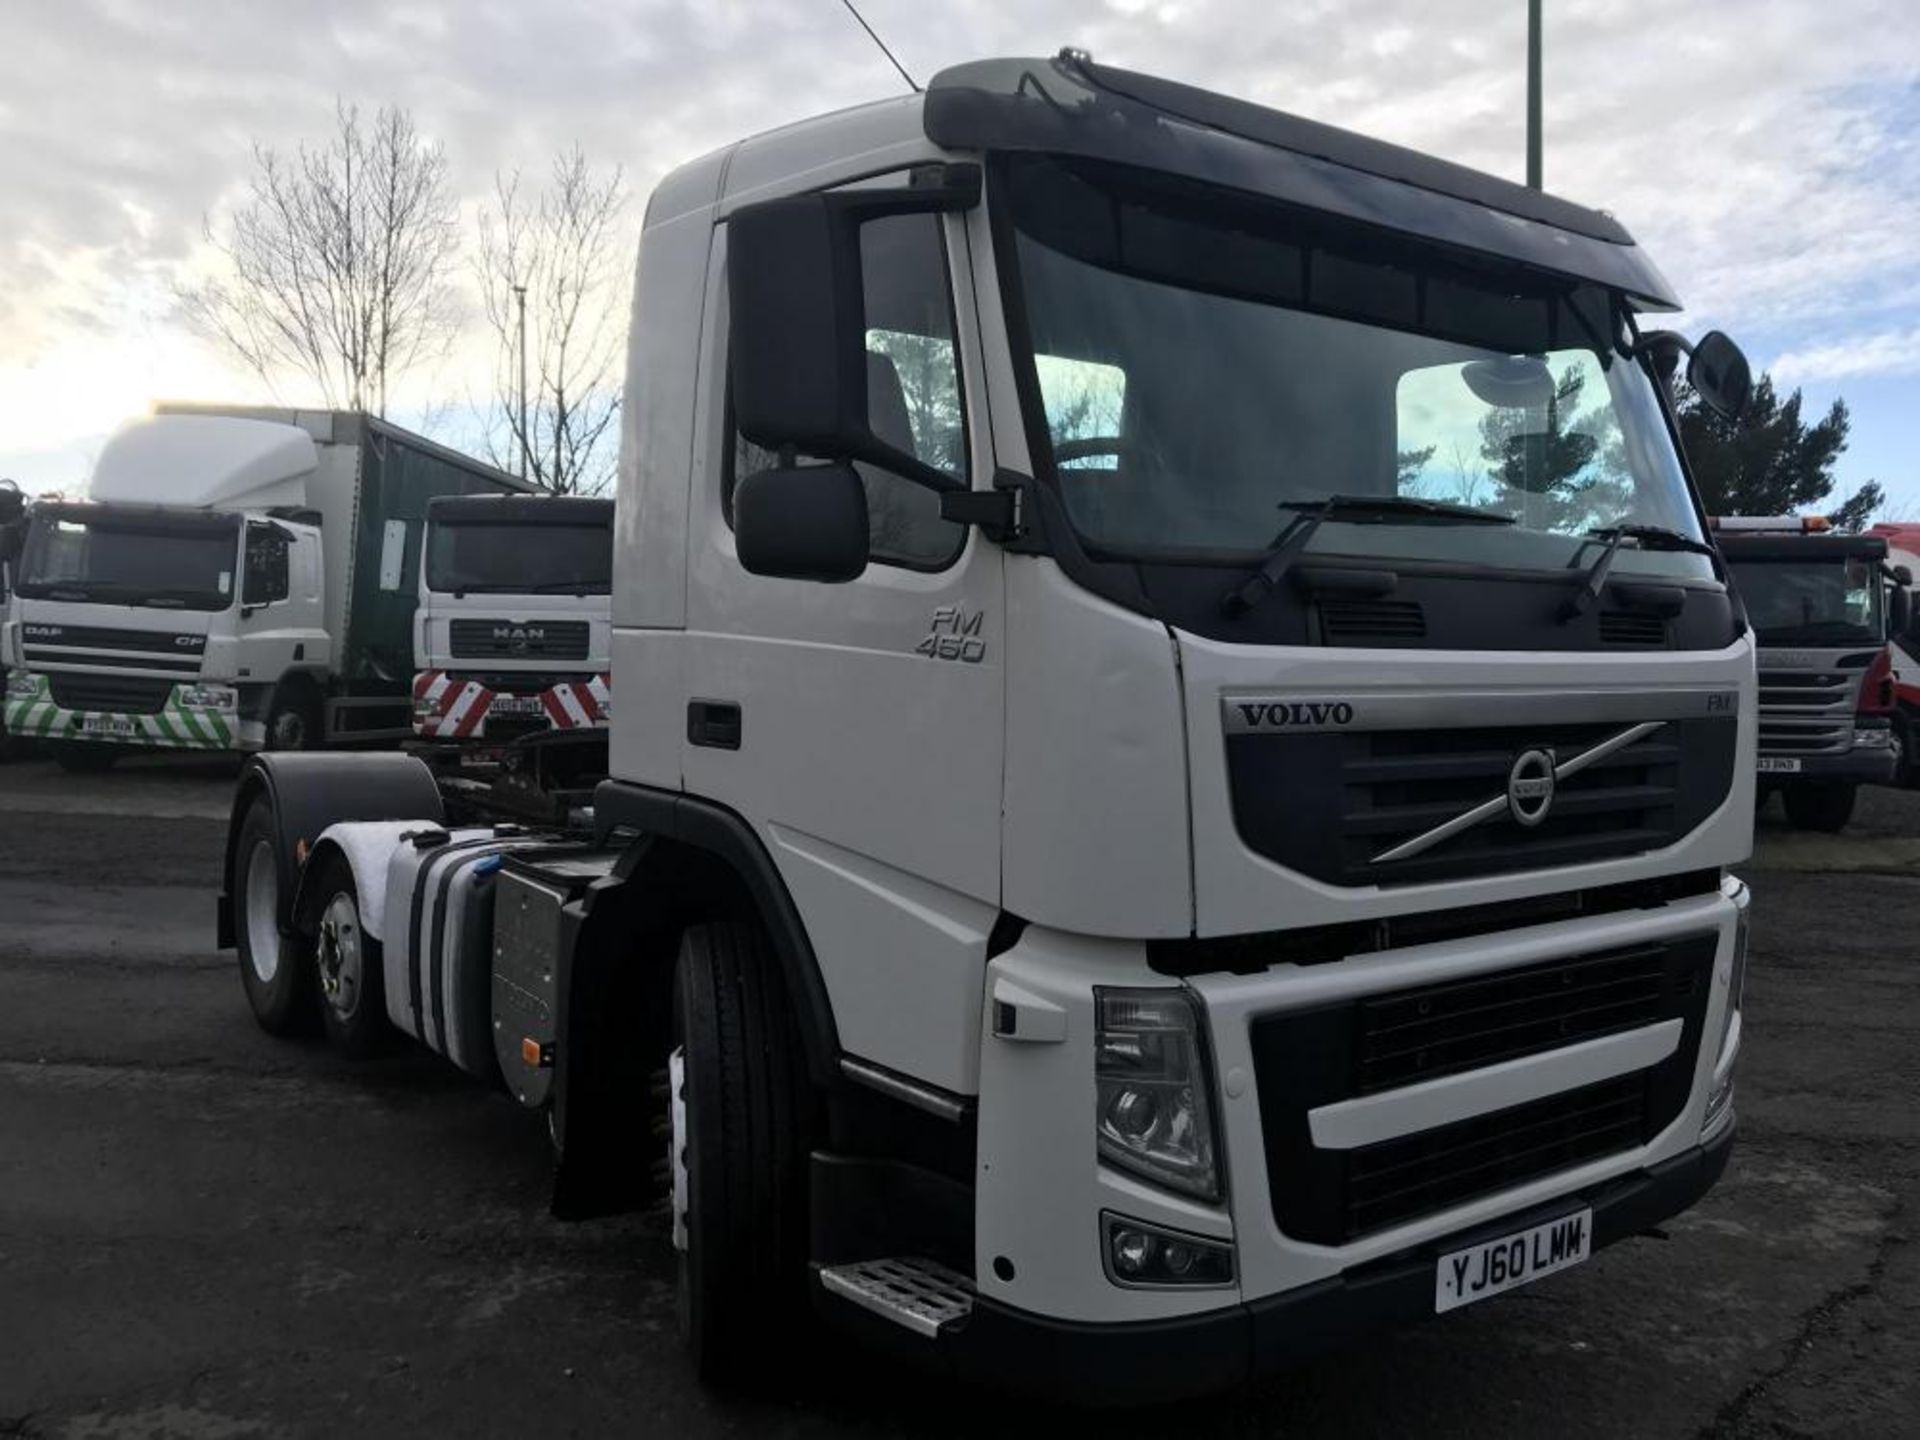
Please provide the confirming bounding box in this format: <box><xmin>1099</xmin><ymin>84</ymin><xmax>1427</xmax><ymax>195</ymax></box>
<box><xmin>1506</xmin><ymin>749</ymin><xmax>1557</xmax><ymax>828</ymax></box>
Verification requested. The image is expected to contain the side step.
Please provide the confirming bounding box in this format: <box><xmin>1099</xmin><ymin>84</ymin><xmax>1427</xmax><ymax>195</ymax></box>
<box><xmin>818</xmin><ymin>1257</ymin><xmax>975</xmax><ymax>1338</ymax></box>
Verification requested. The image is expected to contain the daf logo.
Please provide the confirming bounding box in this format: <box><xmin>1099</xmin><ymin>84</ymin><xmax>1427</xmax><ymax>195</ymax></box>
<box><xmin>24</xmin><ymin>624</ymin><xmax>60</xmax><ymax>640</ymax></box>
<box><xmin>1506</xmin><ymin>749</ymin><xmax>1557</xmax><ymax>828</ymax></box>
<box><xmin>174</xmin><ymin>635</ymin><xmax>200</xmax><ymax>648</ymax></box>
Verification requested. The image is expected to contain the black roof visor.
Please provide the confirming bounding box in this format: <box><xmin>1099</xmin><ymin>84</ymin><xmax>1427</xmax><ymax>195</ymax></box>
<box><xmin>1717</xmin><ymin>534</ymin><xmax>1889</xmax><ymax>562</ymax></box>
<box><xmin>428</xmin><ymin>494</ymin><xmax>614</xmax><ymax>527</ymax></box>
<box><xmin>925</xmin><ymin>56</ymin><xmax>1679</xmax><ymax>310</ymax></box>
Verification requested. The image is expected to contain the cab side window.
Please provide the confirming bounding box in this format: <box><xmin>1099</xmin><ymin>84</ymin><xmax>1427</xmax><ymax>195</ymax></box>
<box><xmin>243</xmin><ymin>524</ymin><xmax>290</xmax><ymax>606</ymax></box>
<box><xmin>730</xmin><ymin>211</ymin><xmax>968</xmax><ymax>570</ymax></box>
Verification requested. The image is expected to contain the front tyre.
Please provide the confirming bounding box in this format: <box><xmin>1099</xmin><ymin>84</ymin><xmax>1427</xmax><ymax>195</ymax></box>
<box><xmin>1784</xmin><ymin>781</ymin><xmax>1856</xmax><ymax>832</ymax></box>
<box><xmin>307</xmin><ymin>856</ymin><xmax>390</xmax><ymax>1057</ymax></box>
<box><xmin>671</xmin><ymin>920</ymin><xmax>814</xmax><ymax>1390</ymax></box>
<box><xmin>234</xmin><ymin>797</ymin><xmax>316</xmax><ymax>1035</ymax></box>
<box><xmin>265</xmin><ymin>684</ymin><xmax>322</xmax><ymax>752</ymax></box>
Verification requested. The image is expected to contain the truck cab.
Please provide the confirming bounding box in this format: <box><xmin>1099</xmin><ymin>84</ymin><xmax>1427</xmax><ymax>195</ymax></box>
<box><xmin>410</xmin><ymin>493</ymin><xmax>613</xmax><ymax>743</ymax></box>
<box><xmin>1714</xmin><ymin>516</ymin><xmax>1906</xmax><ymax>828</ymax></box>
<box><xmin>4</xmin><ymin>416</ymin><xmax>329</xmax><ymax>765</ymax></box>
<box><xmin>1869</xmin><ymin>521</ymin><xmax>1920</xmax><ymax>784</ymax></box>
<box><xmin>221</xmin><ymin>54</ymin><xmax>1758</xmax><ymax>1401</ymax></box>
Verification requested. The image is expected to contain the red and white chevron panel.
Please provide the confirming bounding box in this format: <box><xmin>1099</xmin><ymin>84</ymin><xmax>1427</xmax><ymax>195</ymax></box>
<box><xmin>540</xmin><ymin>673</ymin><xmax>611</xmax><ymax>730</ymax></box>
<box><xmin>413</xmin><ymin>669</ymin><xmax>495</xmax><ymax>739</ymax></box>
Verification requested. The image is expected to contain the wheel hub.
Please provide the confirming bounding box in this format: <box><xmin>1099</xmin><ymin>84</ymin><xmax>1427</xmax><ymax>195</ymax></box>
<box><xmin>316</xmin><ymin>893</ymin><xmax>363</xmax><ymax>1018</ymax></box>
<box><xmin>669</xmin><ymin>1046</ymin><xmax>688</xmax><ymax>1253</ymax></box>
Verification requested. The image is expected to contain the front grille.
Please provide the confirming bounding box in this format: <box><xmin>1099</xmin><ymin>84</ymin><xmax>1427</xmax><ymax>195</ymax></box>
<box><xmin>1355</xmin><ymin>944</ymin><xmax>1676</xmax><ymax>1094</ymax></box>
<box><xmin>1227</xmin><ymin>716</ymin><xmax>1736</xmax><ymax>886</ymax></box>
<box><xmin>48</xmin><ymin>673</ymin><xmax>176</xmax><ymax>715</ymax></box>
<box><xmin>1344</xmin><ymin>1076</ymin><xmax>1647</xmax><ymax>1238</ymax></box>
<box><xmin>1756</xmin><ymin>669</ymin><xmax>1858</xmax><ymax>755</ymax></box>
<box><xmin>21</xmin><ymin>624</ymin><xmax>205</xmax><ymax>655</ymax></box>
<box><xmin>1320</xmin><ymin>599</ymin><xmax>1426</xmax><ymax>644</ymax></box>
<box><xmin>1251</xmin><ymin>932</ymin><xmax>1716</xmax><ymax>1244</ymax></box>
<box><xmin>449</xmin><ymin>619</ymin><xmax>590</xmax><ymax>661</ymax></box>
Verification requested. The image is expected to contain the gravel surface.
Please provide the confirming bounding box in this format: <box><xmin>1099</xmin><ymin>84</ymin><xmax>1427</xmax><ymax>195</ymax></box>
<box><xmin>0</xmin><ymin>755</ymin><xmax>1914</xmax><ymax>1438</ymax></box>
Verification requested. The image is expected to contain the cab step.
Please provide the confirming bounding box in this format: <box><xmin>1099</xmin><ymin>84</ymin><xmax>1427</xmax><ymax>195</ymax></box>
<box><xmin>817</xmin><ymin>1257</ymin><xmax>974</xmax><ymax>1338</ymax></box>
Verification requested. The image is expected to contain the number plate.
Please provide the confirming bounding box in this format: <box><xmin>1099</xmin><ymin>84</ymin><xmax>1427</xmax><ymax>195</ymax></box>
<box><xmin>488</xmin><ymin>695</ymin><xmax>544</xmax><ymax>716</ymax></box>
<box><xmin>1756</xmin><ymin>757</ymin><xmax>1803</xmax><ymax>774</ymax></box>
<box><xmin>80</xmin><ymin>715</ymin><xmax>138</xmax><ymax>738</ymax></box>
<box><xmin>1435</xmin><ymin>1208</ymin><xmax>1591</xmax><ymax>1314</ymax></box>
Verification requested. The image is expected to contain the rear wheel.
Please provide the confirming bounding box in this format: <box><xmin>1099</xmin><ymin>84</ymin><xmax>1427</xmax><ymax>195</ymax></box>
<box><xmin>53</xmin><ymin>742</ymin><xmax>118</xmax><ymax>774</ymax></box>
<box><xmin>670</xmin><ymin>919</ymin><xmax>814</xmax><ymax>1390</ymax></box>
<box><xmin>1784</xmin><ymin>782</ymin><xmax>1856</xmax><ymax>832</ymax></box>
<box><xmin>234</xmin><ymin>798</ymin><xmax>316</xmax><ymax>1034</ymax></box>
<box><xmin>306</xmin><ymin>856</ymin><xmax>389</xmax><ymax>1057</ymax></box>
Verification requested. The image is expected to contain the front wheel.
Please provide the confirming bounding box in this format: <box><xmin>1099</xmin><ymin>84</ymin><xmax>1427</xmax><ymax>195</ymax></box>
<box><xmin>265</xmin><ymin>685</ymin><xmax>322</xmax><ymax>752</ymax></box>
<box><xmin>234</xmin><ymin>798</ymin><xmax>316</xmax><ymax>1035</ymax></box>
<box><xmin>1784</xmin><ymin>782</ymin><xmax>1856</xmax><ymax>832</ymax></box>
<box><xmin>671</xmin><ymin>920</ymin><xmax>814</xmax><ymax>1390</ymax></box>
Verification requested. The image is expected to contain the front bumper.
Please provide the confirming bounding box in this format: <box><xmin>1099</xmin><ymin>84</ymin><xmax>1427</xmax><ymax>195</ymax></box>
<box><xmin>1757</xmin><ymin>746</ymin><xmax>1895</xmax><ymax>785</ymax></box>
<box><xmin>820</xmin><ymin>1124</ymin><xmax>1733</xmax><ymax>1406</ymax></box>
<box><xmin>2</xmin><ymin>672</ymin><xmax>237</xmax><ymax>750</ymax></box>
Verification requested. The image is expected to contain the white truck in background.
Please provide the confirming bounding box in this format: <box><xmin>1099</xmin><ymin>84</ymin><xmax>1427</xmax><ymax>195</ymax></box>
<box><xmin>219</xmin><ymin>53</ymin><xmax>1758</xmax><ymax>1403</ymax></box>
<box><xmin>411</xmin><ymin>493</ymin><xmax>613</xmax><ymax>744</ymax></box>
<box><xmin>2</xmin><ymin>406</ymin><xmax>526</xmax><ymax>770</ymax></box>
<box><xmin>0</xmin><ymin>480</ymin><xmax>25</xmax><ymax>759</ymax></box>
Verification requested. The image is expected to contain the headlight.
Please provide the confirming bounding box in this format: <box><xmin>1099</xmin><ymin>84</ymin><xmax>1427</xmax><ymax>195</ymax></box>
<box><xmin>178</xmin><ymin>684</ymin><xmax>236</xmax><ymax>710</ymax></box>
<box><xmin>1095</xmin><ymin>987</ymin><xmax>1222</xmax><ymax>1202</ymax></box>
<box><xmin>5</xmin><ymin>671</ymin><xmax>38</xmax><ymax>699</ymax></box>
<box><xmin>1853</xmin><ymin>727</ymin><xmax>1891</xmax><ymax>749</ymax></box>
<box><xmin>1102</xmin><ymin>1212</ymin><xmax>1235</xmax><ymax>1288</ymax></box>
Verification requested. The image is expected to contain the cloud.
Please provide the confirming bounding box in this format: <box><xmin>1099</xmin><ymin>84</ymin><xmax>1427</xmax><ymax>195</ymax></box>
<box><xmin>1773</xmin><ymin>326</ymin><xmax>1920</xmax><ymax>384</ymax></box>
<box><xmin>0</xmin><ymin>0</ymin><xmax>1917</xmax><ymax>472</ymax></box>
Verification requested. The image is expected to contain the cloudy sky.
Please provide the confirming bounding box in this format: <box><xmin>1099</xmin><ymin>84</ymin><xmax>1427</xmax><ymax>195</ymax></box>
<box><xmin>2</xmin><ymin>0</ymin><xmax>1917</xmax><ymax>512</ymax></box>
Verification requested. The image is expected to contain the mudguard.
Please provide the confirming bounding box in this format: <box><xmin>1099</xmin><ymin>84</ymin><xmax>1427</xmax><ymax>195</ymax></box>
<box><xmin>217</xmin><ymin>752</ymin><xmax>445</xmax><ymax>948</ymax></box>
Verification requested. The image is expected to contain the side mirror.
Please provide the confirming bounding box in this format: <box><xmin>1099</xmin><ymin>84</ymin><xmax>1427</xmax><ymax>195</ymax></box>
<box><xmin>1892</xmin><ymin>585</ymin><xmax>1913</xmax><ymax>638</ymax></box>
<box><xmin>727</xmin><ymin>168</ymin><xmax>977</xmax><ymax>491</ymax></box>
<box><xmin>734</xmin><ymin>463</ymin><xmax>869</xmax><ymax>583</ymax></box>
<box><xmin>1688</xmin><ymin>330</ymin><xmax>1752</xmax><ymax>422</ymax></box>
<box><xmin>1893</xmin><ymin>564</ymin><xmax>1913</xmax><ymax>587</ymax></box>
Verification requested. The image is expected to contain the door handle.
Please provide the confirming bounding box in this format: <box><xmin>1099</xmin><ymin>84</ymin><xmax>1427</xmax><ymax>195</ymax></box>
<box><xmin>687</xmin><ymin>699</ymin><xmax>742</xmax><ymax>750</ymax></box>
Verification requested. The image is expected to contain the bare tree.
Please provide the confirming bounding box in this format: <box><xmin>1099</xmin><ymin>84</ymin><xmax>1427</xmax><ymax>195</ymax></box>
<box><xmin>180</xmin><ymin>102</ymin><xmax>461</xmax><ymax>415</ymax></box>
<box><xmin>475</xmin><ymin>148</ymin><xmax>630</xmax><ymax>494</ymax></box>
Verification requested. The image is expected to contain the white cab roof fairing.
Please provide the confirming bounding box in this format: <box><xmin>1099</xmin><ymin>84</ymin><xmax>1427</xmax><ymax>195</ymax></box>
<box><xmin>88</xmin><ymin>415</ymin><xmax>318</xmax><ymax>511</ymax></box>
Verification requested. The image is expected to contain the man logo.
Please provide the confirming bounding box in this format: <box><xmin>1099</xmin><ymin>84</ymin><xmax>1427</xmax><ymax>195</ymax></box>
<box><xmin>1506</xmin><ymin>749</ymin><xmax>1557</xmax><ymax>828</ymax></box>
<box><xmin>492</xmin><ymin>624</ymin><xmax>545</xmax><ymax>656</ymax></box>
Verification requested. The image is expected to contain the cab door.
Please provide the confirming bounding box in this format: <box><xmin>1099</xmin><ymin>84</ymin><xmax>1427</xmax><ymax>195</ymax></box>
<box><xmin>680</xmin><ymin>197</ymin><xmax>1005</xmax><ymax>1097</ymax></box>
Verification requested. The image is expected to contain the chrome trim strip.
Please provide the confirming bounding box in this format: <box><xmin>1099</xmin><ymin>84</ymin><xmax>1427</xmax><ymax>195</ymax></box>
<box><xmin>1221</xmin><ymin>686</ymin><xmax>1737</xmax><ymax>735</ymax></box>
<box><xmin>840</xmin><ymin>1056</ymin><xmax>972</xmax><ymax>1123</ymax></box>
<box><xmin>1373</xmin><ymin>720</ymin><xmax>1667</xmax><ymax>864</ymax></box>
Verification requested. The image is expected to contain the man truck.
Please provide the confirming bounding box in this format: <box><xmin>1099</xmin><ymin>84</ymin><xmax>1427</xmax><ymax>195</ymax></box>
<box><xmin>2</xmin><ymin>405</ymin><xmax>526</xmax><ymax>771</ymax></box>
<box><xmin>217</xmin><ymin>53</ymin><xmax>1757</xmax><ymax>1402</ymax></box>
<box><xmin>1714</xmin><ymin>516</ymin><xmax>1908</xmax><ymax>828</ymax></box>
<box><xmin>410</xmin><ymin>493</ymin><xmax>614</xmax><ymax>744</ymax></box>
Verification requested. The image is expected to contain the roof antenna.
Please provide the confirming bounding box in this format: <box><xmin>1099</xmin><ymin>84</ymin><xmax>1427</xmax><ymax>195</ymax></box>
<box><xmin>837</xmin><ymin>0</ymin><xmax>920</xmax><ymax>93</ymax></box>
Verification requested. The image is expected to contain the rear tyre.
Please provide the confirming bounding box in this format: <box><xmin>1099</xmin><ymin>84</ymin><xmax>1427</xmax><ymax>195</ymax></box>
<box><xmin>265</xmin><ymin>684</ymin><xmax>322</xmax><ymax>752</ymax></box>
<box><xmin>1784</xmin><ymin>782</ymin><xmax>1856</xmax><ymax>832</ymax></box>
<box><xmin>234</xmin><ymin>797</ymin><xmax>317</xmax><ymax>1035</ymax></box>
<box><xmin>671</xmin><ymin>919</ymin><xmax>814</xmax><ymax>1391</ymax></box>
<box><xmin>306</xmin><ymin>855</ymin><xmax>390</xmax><ymax>1057</ymax></box>
<box><xmin>53</xmin><ymin>742</ymin><xmax>118</xmax><ymax>774</ymax></box>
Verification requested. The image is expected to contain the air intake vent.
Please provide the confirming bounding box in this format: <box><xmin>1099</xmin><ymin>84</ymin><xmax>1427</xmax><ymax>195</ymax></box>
<box><xmin>1320</xmin><ymin>599</ymin><xmax>1426</xmax><ymax>645</ymax></box>
<box><xmin>1599</xmin><ymin>611</ymin><xmax>1667</xmax><ymax>646</ymax></box>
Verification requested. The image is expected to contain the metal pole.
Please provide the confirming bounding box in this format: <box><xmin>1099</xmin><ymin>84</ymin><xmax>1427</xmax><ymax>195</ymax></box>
<box><xmin>513</xmin><ymin>284</ymin><xmax>530</xmax><ymax>483</ymax></box>
<box><xmin>1527</xmin><ymin>0</ymin><xmax>1543</xmax><ymax>190</ymax></box>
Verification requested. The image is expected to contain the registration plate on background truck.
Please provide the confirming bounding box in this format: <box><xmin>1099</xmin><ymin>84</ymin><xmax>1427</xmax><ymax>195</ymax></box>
<box><xmin>80</xmin><ymin>715</ymin><xmax>137</xmax><ymax>738</ymax></box>
<box><xmin>1756</xmin><ymin>757</ymin><xmax>1803</xmax><ymax>774</ymax></box>
<box><xmin>1434</xmin><ymin>1208</ymin><xmax>1592</xmax><ymax>1313</ymax></box>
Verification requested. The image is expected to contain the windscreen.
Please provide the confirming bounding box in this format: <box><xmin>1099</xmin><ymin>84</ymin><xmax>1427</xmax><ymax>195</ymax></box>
<box><xmin>16</xmin><ymin>511</ymin><xmax>239</xmax><ymax>610</ymax></box>
<box><xmin>1003</xmin><ymin>156</ymin><xmax>1712</xmax><ymax>582</ymax></box>
<box><xmin>424</xmin><ymin>520</ymin><xmax>612</xmax><ymax>595</ymax></box>
<box><xmin>1730</xmin><ymin>557</ymin><xmax>1884</xmax><ymax>645</ymax></box>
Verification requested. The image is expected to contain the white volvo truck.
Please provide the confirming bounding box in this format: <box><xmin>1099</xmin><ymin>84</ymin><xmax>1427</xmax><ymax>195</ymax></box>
<box><xmin>2</xmin><ymin>406</ymin><xmax>525</xmax><ymax>769</ymax></box>
<box><xmin>411</xmin><ymin>493</ymin><xmax>614</xmax><ymax>743</ymax></box>
<box><xmin>217</xmin><ymin>54</ymin><xmax>1758</xmax><ymax>1402</ymax></box>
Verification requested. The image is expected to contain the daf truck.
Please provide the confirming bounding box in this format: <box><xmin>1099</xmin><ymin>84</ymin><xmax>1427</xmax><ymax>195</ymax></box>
<box><xmin>1714</xmin><ymin>516</ymin><xmax>1908</xmax><ymax>828</ymax></box>
<box><xmin>2</xmin><ymin>406</ymin><xmax>526</xmax><ymax>770</ymax></box>
<box><xmin>217</xmin><ymin>54</ymin><xmax>1758</xmax><ymax>1402</ymax></box>
<box><xmin>411</xmin><ymin>493</ymin><xmax>614</xmax><ymax>744</ymax></box>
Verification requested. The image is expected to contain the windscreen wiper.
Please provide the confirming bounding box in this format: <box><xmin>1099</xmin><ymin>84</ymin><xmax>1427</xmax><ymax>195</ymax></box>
<box><xmin>1221</xmin><ymin>495</ymin><xmax>1515</xmax><ymax>618</ymax></box>
<box><xmin>1561</xmin><ymin>523</ymin><xmax>1718</xmax><ymax>621</ymax></box>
